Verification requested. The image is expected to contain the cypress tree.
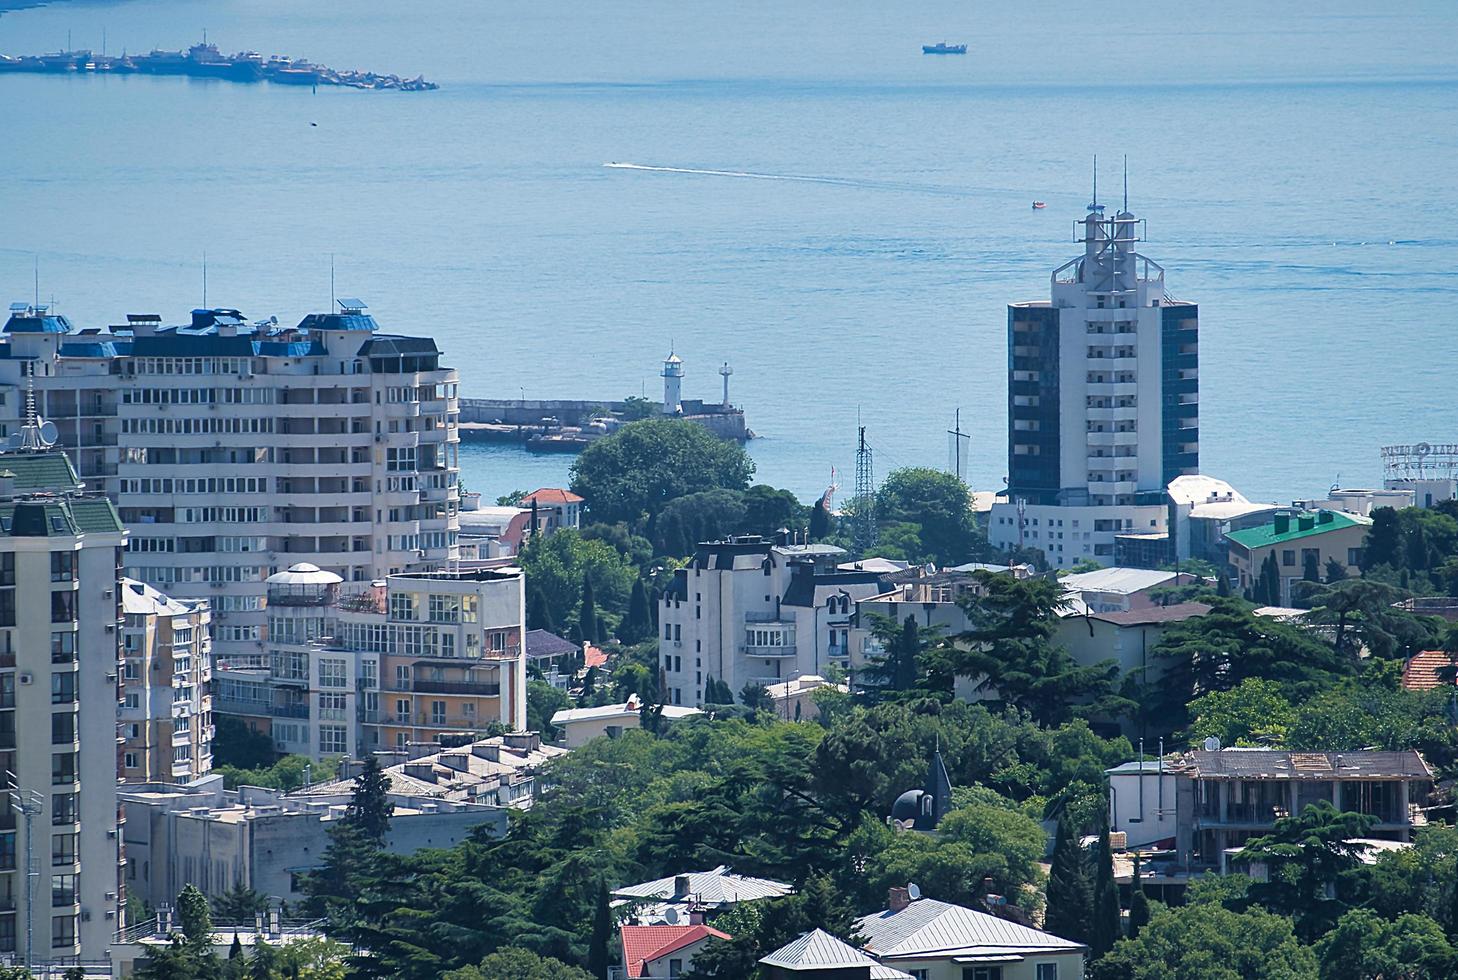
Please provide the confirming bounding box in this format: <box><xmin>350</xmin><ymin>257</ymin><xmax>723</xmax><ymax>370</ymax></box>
<box><xmin>1364</xmin><ymin>507</ymin><xmax>1403</xmax><ymax>570</ymax></box>
<box><xmin>620</xmin><ymin>577</ymin><xmax>652</xmax><ymax>644</ymax></box>
<box><xmin>345</xmin><ymin>754</ymin><xmax>396</xmax><ymax>843</ymax></box>
<box><xmin>1090</xmin><ymin>813</ymin><xmax>1121</xmax><ymax>958</ymax></box>
<box><xmin>527</xmin><ymin>584</ymin><xmax>555</xmax><ymax>633</ymax></box>
<box><xmin>808</xmin><ymin>499</ymin><xmax>832</xmax><ymax>542</ymax></box>
<box><xmin>579</xmin><ymin>571</ymin><xmax>599</xmax><ymax>644</ymax></box>
<box><xmin>1216</xmin><ymin>571</ymin><xmax>1231</xmax><ymax>597</ymax></box>
<box><xmin>1128</xmin><ymin>852</ymin><xmax>1150</xmax><ymax>940</ymax></box>
<box><xmin>1408</xmin><ymin>520</ymin><xmax>1430</xmax><ymax>571</ymax></box>
<box><xmin>589</xmin><ymin>878</ymin><xmax>611</xmax><ymax>979</ymax></box>
<box><xmin>1302</xmin><ymin>550</ymin><xmax>1320</xmax><ymax>583</ymax></box>
<box><xmin>1045</xmin><ymin>813</ymin><xmax>1093</xmax><ymax>946</ymax></box>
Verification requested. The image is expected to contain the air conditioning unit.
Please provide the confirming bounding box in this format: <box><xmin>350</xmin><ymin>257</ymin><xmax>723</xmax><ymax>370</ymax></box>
<box><xmin>18</xmin><ymin>672</ymin><xmax>32</xmax><ymax>685</ymax></box>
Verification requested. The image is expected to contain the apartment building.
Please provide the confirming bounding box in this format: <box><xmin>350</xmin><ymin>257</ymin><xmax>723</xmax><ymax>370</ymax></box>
<box><xmin>1226</xmin><ymin>509</ymin><xmax>1372</xmax><ymax>605</ymax></box>
<box><xmin>0</xmin><ymin>444</ymin><xmax>127</xmax><ymax>963</ymax></box>
<box><xmin>0</xmin><ymin>301</ymin><xmax>461</xmax><ymax>666</ymax></box>
<box><xmin>989</xmin><ymin>196</ymin><xmax>1199</xmax><ymax>569</ymax></box>
<box><xmin>214</xmin><ymin>565</ymin><xmax>527</xmax><ymax>760</ymax></box>
<box><xmin>659</xmin><ymin>536</ymin><xmax>889</xmax><ymax>707</ymax></box>
<box><xmin>119</xmin><ymin>578</ymin><xmax>214</xmax><ymax>783</ymax></box>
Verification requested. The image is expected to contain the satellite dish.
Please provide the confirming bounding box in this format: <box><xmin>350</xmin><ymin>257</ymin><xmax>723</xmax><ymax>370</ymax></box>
<box><xmin>1203</xmin><ymin>736</ymin><xmax>1221</xmax><ymax>752</ymax></box>
<box><xmin>38</xmin><ymin>420</ymin><xmax>58</xmax><ymax>447</ymax></box>
<box><xmin>663</xmin><ymin>907</ymin><xmax>680</xmax><ymax>925</ymax></box>
<box><xmin>907</xmin><ymin>882</ymin><xmax>921</xmax><ymax>901</ymax></box>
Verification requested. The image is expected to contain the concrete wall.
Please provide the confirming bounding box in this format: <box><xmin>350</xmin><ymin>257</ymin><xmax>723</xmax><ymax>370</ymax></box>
<box><xmin>885</xmin><ymin>950</ymin><xmax>1084</xmax><ymax>980</ymax></box>
<box><xmin>460</xmin><ymin>399</ymin><xmax>747</xmax><ymax>441</ymax></box>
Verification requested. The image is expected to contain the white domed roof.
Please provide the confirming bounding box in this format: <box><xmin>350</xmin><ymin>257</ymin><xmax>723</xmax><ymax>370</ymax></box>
<box><xmin>267</xmin><ymin>562</ymin><xmax>343</xmax><ymax>586</ymax></box>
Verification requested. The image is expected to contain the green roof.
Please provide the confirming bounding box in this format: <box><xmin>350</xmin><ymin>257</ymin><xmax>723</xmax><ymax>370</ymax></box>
<box><xmin>0</xmin><ymin>452</ymin><xmax>82</xmax><ymax>493</ymax></box>
<box><xmin>68</xmin><ymin>498</ymin><xmax>124</xmax><ymax>533</ymax></box>
<box><xmin>1226</xmin><ymin>510</ymin><xmax>1371</xmax><ymax>550</ymax></box>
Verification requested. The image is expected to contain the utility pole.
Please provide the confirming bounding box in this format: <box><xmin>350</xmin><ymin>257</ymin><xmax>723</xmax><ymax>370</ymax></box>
<box><xmin>853</xmin><ymin>425</ymin><xmax>877</xmax><ymax>553</ymax></box>
<box><xmin>947</xmin><ymin>407</ymin><xmax>970</xmax><ymax>484</ymax></box>
<box><xmin>6</xmin><ymin>771</ymin><xmax>43</xmax><ymax>973</ymax></box>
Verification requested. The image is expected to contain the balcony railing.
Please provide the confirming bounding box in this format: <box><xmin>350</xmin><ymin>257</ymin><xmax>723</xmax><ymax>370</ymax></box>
<box><xmin>269</xmin><ymin>703</ymin><xmax>310</xmax><ymax>719</ymax></box>
<box><xmin>411</xmin><ymin>679</ymin><xmax>501</xmax><ymax>696</ymax></box>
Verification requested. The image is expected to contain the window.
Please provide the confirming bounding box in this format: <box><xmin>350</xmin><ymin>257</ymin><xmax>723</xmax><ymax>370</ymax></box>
<box><xmin>50</xmin><ymin>631</ymin><xmax>76</xmax><ymax>664</ymax></box>
<box><xmin>1036</xmin><ymin>966</ymin><xmax>1059</xmax><ymax>980</ymax></box>
<box><xmin>49</xmin><ymin>551</ymin><xmax>75</xmax><ymax>583</ymax></box>
<box><xmin>51</xmin><ymin>873</ymin><xmax>76</xmax><ymax>907</ymax></box>
<box><xmin>318</xmin><ymin>724</ymin><xmax>348</xmax><ymax>755</ymax></box>
<box><xmin>51</xmin><ymin>793</ymin><xmax>76</xmax><ymax>825</ymax></box>
<box><xmin>50</xmin><ymin>834</ymin><xmax>75</xmax><ymax>867</ymax></box>
<box><xmin>910</xmin><ymin>972</ymin><xmax>929</xmax><ymax>980</ymax></box>
<box><xmin>431</xmin><ymin>700</ymin><xmax>446</xmax><ymax>725</ymax></box>
<box><xmin>51</xmin><ymin>753</ymin><xmax>76</xmax><ymax>785</ymax></box>
<box><xmin>124</xmin><ymin>752</ymin><xmax>138</xmax><ymax>770</ymax></box>
<box><xmin>461</xmin><ymin>594</ymin><xmax>479</xmax><ymax>623</ymax></box>
<box><xmin>963</xmin><ymin>968</ymin><xmax>1002</xmax><ymax>980</ymax></box>
<box><xmin>50</xmin><ymin>914</ymin><xmax>75</xmax><ymax>948</ymax></box>
<box><xmin>428</xmin><ymin>593</ymin><xmax>459</xmax><ymax>623</ymax></box>
<box><xmin>1348</xmin><ymin>548</ymin><xmax>1364</xmax><ymax>567</ymax></box>
<box><xmin>1281</xmin><ymin>549</ymin><xmax>1296</xmax><ymax>567</ymax></box>
<box><xmin>390</xmin><ymin>591</ymin><xmax>420</xmax><ymax>622</ymax></box>
<box><xmin>50</xmin><ymin>672</ymin><xmax>76</xmax><ymax>705</ymax></box>
<box><xmin>0</xmin><ymin>554</ymin><xmax>11</xmax><ymax>587</ymax></box>
<box><xmin>318</xmin><ymin>658</ymin><xmax>347</xmax><ymax>688</ymax></box>
<box><xmin>50</xmin><ymin>713</ymin><xmax>75</xmax><ymax>745</ymax></box>
<box><xmin>50</xmin><ymin>590</ymin><xmax>76</xmax><ymax>623</ymax></box>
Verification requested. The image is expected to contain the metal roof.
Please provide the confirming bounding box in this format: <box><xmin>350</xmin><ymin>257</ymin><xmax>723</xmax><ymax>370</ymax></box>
<box><xmin>1060</xmin><ymin>567</ymin><xmax>1183</xmax><ymax>596</ymax></box>
<box><xmin>856</xmin><ymin>898</ymin><xmax>1084</xmax><ymax>959</ymax></box>
<box><xmin>1183</xmin><ymin>749</ymin><xmax>1431</xmax><ymax>781</ymax></box>
<box><xmin>760</xmin><ymin>929</ymin><xmax>914</xmax><ymax>977</ymax></box>
<box><xmin>1226</xmin><ymin>510</ymin><xmax>1371</xmax><ymax>550</ymax></box>
<box><xmin>613</xmin><ymin>865</ymin><xmax>792</xmax><ymax>906</ymax></box>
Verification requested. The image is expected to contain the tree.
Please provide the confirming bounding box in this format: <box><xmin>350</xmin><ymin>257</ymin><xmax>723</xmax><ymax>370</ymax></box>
<box><xmin>345</xmin><ymin>755</ymin><xmax>395</xmax><ymax>843</ymax></box>
<box><xmin>1325</xmin><ymin>557</ymin><xmax>1348</xmax><ymax>583</ymax></box>
<box><xmin>1239</xmin><ymin>801</ymin><xmax>1376</xmax><ymax>940</ymax></box>
<box><xmin>1304</xmin><ymin>579</ymin><xmax>1438</xmax><ymax>661</ymax></box>
<box><xmin>858</xmin><ymin>615</ymin><xmax>937</xmax><ymax>701</ymax></box>
<box><xmin>739</xmin><ymin>682</ymin><xmax>771</xmax><ymax>712</ymax></box>
<box><xmin>578</xmin><ymin>571</ymin><xmax>599</xmax><ymax>644</ymax></box>
<box><xmin>1316</xmin><ymin>909</ymin><xmax>1458</xmax><ymax>980</ymax></box>
<box><xmin>739</xmin><ymin>484</ymin><xmax>808</xmax><ymax>539</ymax></box>
<box><xmin>1255</xmin><ymin>552</ymin><xmax>1282</xmax><ymax>606</ymax></box>
<box><xmin>212</xmin><ymin>714</ymin><xmax>277</xmax><ymax>770</ymax></box>
<box><xmin>529</xmin><ymin>679</ymin><xmax>572</xmax><ymax>740</ymax></box>
<box><xmin>808</xmin><ymin>498</ymin><xmax>832</xmax><ymax>542</ymax></box>
<box><xmin>1093</xmin><ymin>903</ymin><xmax>1316</xmax><ymax>980</ymax></box>
<box><xmin>1128</xmin><ymin>852</ymin><xmax>1150</xmax><ymax>939</ymax></box>
<box><xmin>1303</xmin><ymin>550</ymin><xmax>1321</xmax><ymax>583</ymax></box>
<box><xmin>619</xmin><ymin>577</ymin><xmax>653</xmax><ymax>644</ymax></box>
<box><xmin>528</xmin><ymin>585</ymin><xmax>556</xmax><ymax>633</ymax></box>
<box><xmin>938</xmin><ymin>803</ymin><xmax>1048</xmax><ymax>901</ymax></box>
<box><xmin>875</xmin><ymin>467</ymin><xmax>983</xmax><ymax>566</ymax></box>
<box><xmin>1045</xmin><ymin>814</ymin><xmax>1093</xmax><ymax>945</ymax></box>
<box><xmin>569</xmin><ymin>419</ymin><xmax>755</xmax><ymax>527</ymax></box>
<box><xmin>211</xmin><ymin>881</ymin><xmax>268</xmax><ymax>922</ymax></box>
<box><xmin>442</xmin><ymin>949</ymin><xmax>594</xmax><ymax>980</ymax></box>
<box><xmin>652</xmin><ymin>488</ymin><xmax>749</xmax><ymax>557</ymax></box>
<box><xmin>496</xmin><ymin>489</ymin><xmax>528</xmax><ymax>507</ymax></box>
<box><xmin>518</xmin><ymin>530</ymin><xmax>635</xmax><ymax>637</ymax></box>
<box><xmin>178</xmin><ymin>883</ymin><xmax>214</xmax><ymax>951</ymax></box>
<box><xmin>1365</xmin><ymin>507</ymin><xmax>1405</xmax><ymax>571</ymax></box>
<box><xmin>1091</xmin><ymin>811</ymin><xmax>1121</xmax><ymax>958</ymax></box>
<box><xmin>588</xmin><ymin>879</ymin><xmax>611</xmax><ymax>980</ymax></box>
<box><xmin>1187</xmin><ymin>678</ymin><xmax>1295</xmax><ymax>747</ymax></box>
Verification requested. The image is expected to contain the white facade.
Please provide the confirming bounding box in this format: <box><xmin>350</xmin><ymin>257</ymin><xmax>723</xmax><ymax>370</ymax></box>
<box><xmin>988</xmin><ymin>499</ymin><xmax>1167</xmax><ymax>569</ymax></box>
<box><xmin>0</xmin><ymin>303</ymin><xmax>461</xmax><ymax>667</ymax></box>
<box><xmin>119</xmin><ymin>579</ymin><xmax>214</xmax><ymax>783</ymax></box>
<box><xmin>0</xmin><ymin>449</ymin><xmax>127</xmax><ymax>962</ymax></box>
<box><xmin>658</xmin><ymin>537</ymin><xmax>888</xmax><ymax>707</ymax></box>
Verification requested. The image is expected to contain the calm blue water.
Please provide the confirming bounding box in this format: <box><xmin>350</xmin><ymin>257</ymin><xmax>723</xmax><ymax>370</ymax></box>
<box><xmin>2</xmin><ymin>0</ymin><xmax>1456</xmax><ymax>504</ymax></box>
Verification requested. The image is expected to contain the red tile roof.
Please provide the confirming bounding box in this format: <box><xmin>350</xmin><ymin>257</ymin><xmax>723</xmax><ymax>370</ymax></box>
<box><xmin>1403</xmin><ymin>650</ymin><xmax>1458</xmax><ymax>692</ymax></box>
<box><xmin>523</xmin><ymin>487</ymin><xmax>584</xmax><ymax>505</ymax></box>
<box><xmin>584</xmin><ymin>643</ymin><xmax>607</xmax><ymax>669</ymax></box>
<box><xmin>620</xmin><ymin>924</ymin><xmax>730</xmax><ymax>977</ymax></box>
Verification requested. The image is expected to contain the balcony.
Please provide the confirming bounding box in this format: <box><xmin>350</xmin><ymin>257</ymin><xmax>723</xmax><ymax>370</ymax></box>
<box><xmin>411</xmin><ymin>679</ymin><xmax>501</xmax><ymax>696</ymax></box>
<box><xmin>742</xmin><ymin>645</ymin><xmax>798</xmax><ymax>658</ymax></box>
<box><xmin>269</xmin><ymin>703</ymin><xmax>309</xmax><ymax>719</ymax></box>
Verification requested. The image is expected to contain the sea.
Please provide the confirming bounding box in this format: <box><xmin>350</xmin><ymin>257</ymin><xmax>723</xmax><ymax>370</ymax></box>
<box><xmin>1</xmin><ymin>0</ymin><xmax>1455</xmax><ymax>506</ymax></box>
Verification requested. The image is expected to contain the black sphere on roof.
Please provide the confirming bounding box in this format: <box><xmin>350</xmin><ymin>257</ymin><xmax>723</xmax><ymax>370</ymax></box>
<box><xmin>891</xmin><ymin>789</ymin><xmax>925</xmax><ymax>825</ymax></box>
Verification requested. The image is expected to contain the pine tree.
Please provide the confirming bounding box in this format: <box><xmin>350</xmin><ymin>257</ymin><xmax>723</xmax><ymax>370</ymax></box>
<box><xmin>1303</xmin><ymin>551</ymin><xmax>1320</xmax><ymax>583</ymax></box>
<box><xmin>527</xmin><ymin>585</ymin><xmax>555</xmax><ymax>633</ymax></box>
<box><xmin>808</xmin><ymin>499</ymin><xmax>832</xmax><ymax>542</ymax></box>
<box><xmin>1090</xmin><ymin>812</ymin><xmax>1121</xmax><ymax>958</ymax></box>
<box><xmin>1408</xmin><ymin>520</ymin><xmax>1430</xmax><ymax>571</ymax></box>
<box><xmin>1325</xmin><ymin>557</ymin><xmax>1348</xmax><ymax>583</ymax></box>
<box><xmin>588</xmin><ymin>878</ymin><xmax>611</xmax><ymax>979</ymax></box>
<box><xmin>1216</xmin><ymin>572</ymin><xmax>1231</xmax><ymax>597</ymax></box>
<box><xmin>619</xmin><ymin>577</ymin><xmax>652</xmax><ymax>644</ymax></box>
<box><xmin>1128</xmin><ymin>853</ymin><xmax>1150</xmax><ymax>940</ymax></box>
<box><xmin>579</xmin><ymin>572</ymin><xmax>599</xmax><ymax>644</ymax></box>
<box><xmin>1045</xmin><ymin>814</ymin><xmax>1093</xmax><ymax>946</ymax></box>
<box><xmin>345</xmin><ymin>755</ymin><xmax>395</xmax><ymax>844</ymax></box>
<box><xmin>1364</xmin><ymin>507</ymin><xmax>1403</xmax><ymax>570</ymax></box>
<box><xmin>228</xmin><ymin>933</ymin><xmax>243</xmax><ymax>960</ymax></box>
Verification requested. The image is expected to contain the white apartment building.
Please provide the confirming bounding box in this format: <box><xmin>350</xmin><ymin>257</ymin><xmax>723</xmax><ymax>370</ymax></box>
<box><xmin>120</xmin><ymin>578</ymin><xmax>214</xmax><ymax>783</ymax></box>
<box><xmin>990</xmin><ymin>196</ymin><xmax>1199</xmax><ymax>569</ymax></box>
<box><xmin>0</xmin><ymin>445</ymin><xmax>127</xmax><ymax>963</ymax></box>
<box><xmin>0</xmin><ymin>301</ymin><xmax>461</xmax><ymax>666</ymax></box>
<box><xmin>658</xmin><ymin>536</ymin><xmax>890</xmax><ymax>707</ymax></box>
<box><xmin>215</xmin><ymin>565</ymin><xmax>527</xmax><ymax>761</ymax></box>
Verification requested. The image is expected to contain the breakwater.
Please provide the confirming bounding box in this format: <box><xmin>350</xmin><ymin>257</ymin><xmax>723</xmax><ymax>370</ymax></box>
<box><xmin>459</xmin><ymin>397</ymin><xmax>750</xmax><ymax>452</ymax></box>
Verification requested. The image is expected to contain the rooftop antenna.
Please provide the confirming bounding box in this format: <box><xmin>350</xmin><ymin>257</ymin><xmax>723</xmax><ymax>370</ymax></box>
<box><xmin>1092</xmin><ymin>154</ymin><xmax>1098</xmax><ymax>210</ymax></box>
<box><xmin>1122</xmin><ymin>154</ymin><xmax>1129</xmax><ymax>212</ymax></box>
<box><xmin>33</xmin><ymin>255</ymin><xmax>39</xmax><ymax>310</ymax></box>
<box><xmin>947</xmin><ymin>407</ymin><xmax>969</xmax><ymax>484</ymax></box>
<box><xmin>330</xmin><ymin>253</ymin><xmax>336</xmax><ymax>308</ymax></box>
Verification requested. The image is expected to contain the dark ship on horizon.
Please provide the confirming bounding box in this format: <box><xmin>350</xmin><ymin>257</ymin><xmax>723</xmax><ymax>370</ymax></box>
<box><xmin>0</xmin><ymin>39</ymin><xmax>438</xmax><ymax>90</ymax></box>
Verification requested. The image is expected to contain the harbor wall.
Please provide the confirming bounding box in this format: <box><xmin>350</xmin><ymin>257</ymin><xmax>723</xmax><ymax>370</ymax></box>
<box><xmin>459</xmin><ymin>398</ymin><xmax>748</xmax><ymax>441</ymax></box>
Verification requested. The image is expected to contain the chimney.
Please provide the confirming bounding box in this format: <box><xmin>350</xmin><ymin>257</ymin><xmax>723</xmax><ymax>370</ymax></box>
<box><xmin>471</xmin><ymin>743</ymin><xmax>502</xmax><ymax>763</ymax></box>
<box><xmin>887</xmin><ymin>887</ymin><xmax>911</xmax><ymax>913</ymax></box>
<box><xmin>689</xmin><ymin>909</ymin><xmax>705</xmax><ymax>925</ymax></box>
<box><xmin>673</xmin><ymin>875</ymin><xmax>692</xmax><ymax>899</ymax></box>
<box><xmin>439</xmin><ymin>754</ymin><xmax>469</xmax><ymax>773</ymax></box>
<box><xmin>403</xmin><ymin>762</ymin><xmax>436</xmax><ymax>783</ymax></box>
<box><xmin>503</xmin><ymin>731</ymin><xmax>540</xmax><ymax>753</ymax></box>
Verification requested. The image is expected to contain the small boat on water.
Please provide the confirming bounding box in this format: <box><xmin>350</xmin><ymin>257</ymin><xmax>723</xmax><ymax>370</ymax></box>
<box><xmin>922</xmin><ymin>42</ymin><xmax>967</xmax><ymax>55</ymax></box>
<box><xmin>1032</xmin><ymin>201</ymin><xmax>1046</xmax><ymax>209</ymax></box>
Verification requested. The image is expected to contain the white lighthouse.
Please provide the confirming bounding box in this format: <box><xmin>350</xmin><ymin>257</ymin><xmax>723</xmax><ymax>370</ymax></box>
<box><xmin>661</xmin><ymin>351</ymin><xmax>684</xmax><ymax>414</ymax></box>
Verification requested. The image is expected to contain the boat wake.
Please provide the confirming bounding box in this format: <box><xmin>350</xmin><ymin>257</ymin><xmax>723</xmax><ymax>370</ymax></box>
<box><xmin>604</xmin><ymin>162</ymin><xmax>867</xmax><ymax>187</ymax></box>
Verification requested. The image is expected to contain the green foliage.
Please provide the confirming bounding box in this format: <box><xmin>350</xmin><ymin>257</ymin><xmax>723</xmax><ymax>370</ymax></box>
<box><xmin>873</xmin><ymin>467</ymin><xmax>985</xmax><ymax>566</ymax></box>
<box><xmin>685</xmin><ymin>875</ymin><xmax>860</xmax><ymax>978</ymax></box>
<box><xmin>1188</xmin><ymin>678</ymin><xmax>1295</xmax><ymax>746</ymax></box>
<box><xmin>578</xmin><ymin>571</ymin><xmax>600</xmax><ymax>644</ymax></box>
<box><xmin>1303</xmin><ymin>579</ymin><xmax>1440</xmax><ymax>660</ymax></box>
<box><xmin>1091</xmin><ymin>811</ymin><xmax>1120</xmax><ymax>958</ymax></box>
<box><xmin>1093</xmin><ymin>903</ymin><xmax>1317</xmax><ymax>980</ymax></box>
<box><xmin>618</xmin><ymin>577</ymin><xmax>654</xmax><ymax>644</ymax></box>
<box><xmin>345</xmin><ymin>755</ymin><xmax>396</xmax><ymax>843</ymax></box>
<box><xmin>1045</xmin><ymin>813</ymin><xmax>1092</xmax><ymax>945</ymax></box>
<box><xmin>211</xmin><ymin>881</ymin><xmax>269</xmax><ymax>922</ymax></box>
<box><xmin>618</xmin><ymin>396</ymin><xmax>657</xmax><ymax>422</ymax></box>
<box><xmin>1316</xmin><ymin>909</ymin><xmax>1458</xmax><ymax>980</ymax></box>
<box><xmin>496</xmin><ymin>489</ymin><xmax>528</xmax><ymax>507</ymax></box>
<box><xmin>651</xmin><ymin>485</ymin><xmax>808</xmax><ymax>557</ymax></box>
<box><xmin>569</xmin><ymin>418</ymin><xmax>754</xmax><ymax>527</ymax></box>
<box><xmin>739</xmin><ymin>682</ymin><xmax>771</xmax><ymax>711</ymax></box>
<box><xmin>858</xmin><ymin>615</ymin><xmax>940</xmax><ymax>702</ymax></box>
<box><xmin>214</xmin><ymin>754</ymin><xmax>337</xmax><ymax>792</ymax></box>
<box><xmin>178</xmin><ymin>883</ymin><xmax>214</xmax><ymax>953</ymax></box>
<box><xmin>213</xmin><ymin>714</ymin><xmax>277</xmax><ymax>770</ymax></box>
<box><xmin>443</xmin><ymin>948</ymin><xmax>594</xmax><ymax>980</ymax></box>
<box><xmin>588</xmin><ymin>879</ymin><xmax>610</xmax><ymax>980</ymax></box>
<box><xmin>518</xmin><ymin>530</ymin><xmax>635</xmax><ymax>639</ymax></box>
<box><xmin>1128</xmin><ymin>853</ymin><xmax>1150</xmax><ymax>939</ymax></box>
<box><xmin>529</xmin><ymin>680</ymin><xmax>573</xmax><ymax>741</ymax></box>
<box><xmin>1239</xmin><ymin>801</ymin><xmax>1377</xmax><ymax>940</ymax></box>
<box><xmin>808</xmin><ymin>497</ymin><xmax>832</xmax><ymax>542</ymax></box>
<box><xmin>938</xmin><ymin>802</ymin><xmax>1048</xmax><ymax>901</ymax></box>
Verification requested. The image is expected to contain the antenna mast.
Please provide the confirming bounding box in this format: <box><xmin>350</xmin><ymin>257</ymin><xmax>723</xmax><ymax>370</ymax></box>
<box><xmin>1122</xmin><ymin>154</ymin><xmax>1129</xmax><ymax>211</ymax></box>
<box><xmin>853</xmin><ymin>424</ymin><xmax>877</xmax><ymax>553</ymax></box>
<box><xmin>947</xmin><ymin>407</ymin><xmax>970</xmax><ymax>484</ymax></box>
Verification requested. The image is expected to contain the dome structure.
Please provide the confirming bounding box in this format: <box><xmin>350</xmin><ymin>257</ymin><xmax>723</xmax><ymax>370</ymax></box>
<box><xmin>887</xmin><ymin>747</ymin><xmax>954</xmax><ymax>832</ymax></box>
<box><xmin>266</xmin><ymin>562</ymin><xmax>343</xmax><ymax>586</ymax></box>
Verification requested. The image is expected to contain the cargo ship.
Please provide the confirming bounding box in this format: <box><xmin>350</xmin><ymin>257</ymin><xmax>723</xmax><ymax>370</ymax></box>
<box><xmin>922</xmin><ymin>42</ymin><xmax>968</xmax><ymax>55</ymax></box>
<box><xmin>0</xmin><ymin>39</ymin><xmax>437</xmax><ymax>90</ymax></box>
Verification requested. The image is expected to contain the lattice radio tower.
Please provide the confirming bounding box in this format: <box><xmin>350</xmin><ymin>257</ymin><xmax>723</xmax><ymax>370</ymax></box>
<box><xmin>853</xmin><ymin>425</ymin><xmax>877</xmax><ymax>552</ymax></box>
